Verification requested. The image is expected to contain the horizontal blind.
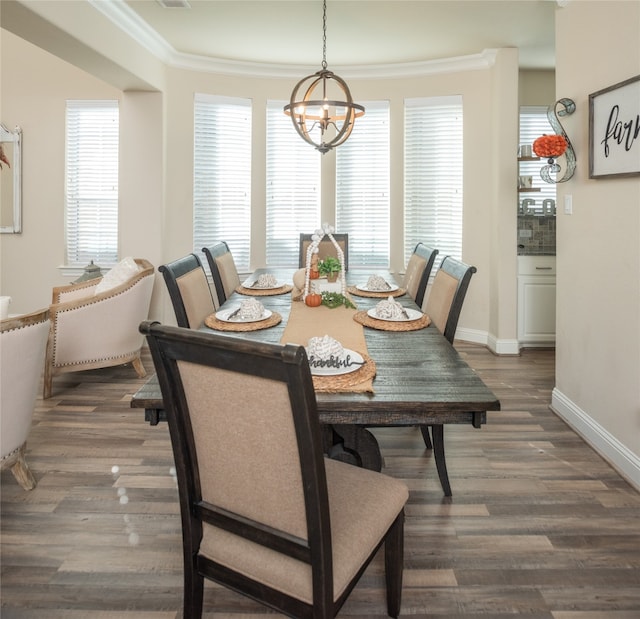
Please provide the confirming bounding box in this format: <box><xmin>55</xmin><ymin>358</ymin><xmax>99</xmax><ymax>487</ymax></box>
<box><xmin>194</xmin><ymin>93</ymin><xmax>251</xmax><ymax>271</ymax></box>
<box><xmin>65</xmin><ymin>100</ymin><xmax>119</xmax><ymax>266</ymax></box>
<box><xmin>336</xmin><ymin>101</ymin><xmax>390</xmax><ymax>268</ymax></box>
<box><xmin>265</xmin><ymin>101</ymin><xmax>321</xmax><ymax>266</ymax></box>
<box><xmin>519</xmin><ymin>106</ymin><xmax>557</xmax><ymax>210</ymax></box>
<box><xmin>404</xmin><ymin>96</ymin><xmax>463</xmax><ymax>269</ymax></box>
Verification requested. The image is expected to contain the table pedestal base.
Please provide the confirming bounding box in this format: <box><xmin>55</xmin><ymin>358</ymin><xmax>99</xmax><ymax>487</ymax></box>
<box><xmin>323</xmin><ymin>425</ymin><xmax>383</xmax><ymax>472</ymax></box>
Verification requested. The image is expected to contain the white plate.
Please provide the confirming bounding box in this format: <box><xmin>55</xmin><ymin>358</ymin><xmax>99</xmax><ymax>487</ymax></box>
<box><xmin>306</xmin><ymin>348</ymin><xmax>365</xmax><ymax>376</ymax></box>
<box><xmin>356</xmin><ymin>282</ymin><xmax>399</xmax><ymax>293</ymax></box>
<box><xmin>215</xmin><ymin>308</ymin><xmax>272</xmax><ymax>323</ymax></box>
<box><xmin>367</xmin><ymin>307</ymin><xmax>423</xmax><ymax>322</ymax></box>
<box><xmin>244</xmin><ymin>280</ymin><xmax>284</xmax><ymax>290</ymax></box>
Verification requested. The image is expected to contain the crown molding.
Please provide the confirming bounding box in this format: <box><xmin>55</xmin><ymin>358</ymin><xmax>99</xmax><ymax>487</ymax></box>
<box><xmin>90</xmin><ymin>0</ymin><xmax>498</xmax><ymax>80</ymax></box>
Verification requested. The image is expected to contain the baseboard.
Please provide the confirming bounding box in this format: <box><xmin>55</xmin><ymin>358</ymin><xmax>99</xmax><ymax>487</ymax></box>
<box><xmin>456</xmin><ymin>327</ymin><xmax>521</xmax><ymax>355</ymax></box>
<box><xmin>551</xmin><ymin>388</ymin><xmax>640</xmax><ymax>492</ymax></box>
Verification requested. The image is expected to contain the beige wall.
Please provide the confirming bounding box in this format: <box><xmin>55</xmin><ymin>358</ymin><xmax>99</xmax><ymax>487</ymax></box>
<box><xmin>553</xmin><ymin>0</ymin><xmax>640</xmax><ymax>488</ymax></box>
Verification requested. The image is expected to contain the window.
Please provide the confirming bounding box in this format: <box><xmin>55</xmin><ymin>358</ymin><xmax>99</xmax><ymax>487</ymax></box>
<box><xmin>194</xmin><ymin>94</ymin><xmax>251</xmax><ymax>271</ymax></box>
<box><xmin>404</xmin><ymin>96</ymin><xmax>463</xmax><ymax>269</ymax></box>
<box><xmin>65</xmin><ymin>100</ymin><xmax>119</xmax><ymax>266</ymax></box>
<box><xmin>519</xmin><ymin>106</ymin><xmax>557</xmax><ymax>209</ymax></box>
<box><xmin>265</xmin><ymin>101</ymin><xmax>321</xmax><ymax>266</ymax></box>
<box><xmin>336</xmin><ymin>102</ymin><xmax>390</xmax><ymax>268</ymax></box>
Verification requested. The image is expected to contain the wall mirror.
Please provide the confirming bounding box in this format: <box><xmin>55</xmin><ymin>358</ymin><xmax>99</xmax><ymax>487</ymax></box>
<box><xmin>1</xmin><ymin>124</ymin><xmax>22</xmax><ymax>234</ymax></box>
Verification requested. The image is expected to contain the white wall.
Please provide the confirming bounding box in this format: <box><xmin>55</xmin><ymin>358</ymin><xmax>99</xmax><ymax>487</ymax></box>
<box><xmin>552</xmin><ymin>0</ymin><xmax>640</xmax><ymax>489</ymax></box>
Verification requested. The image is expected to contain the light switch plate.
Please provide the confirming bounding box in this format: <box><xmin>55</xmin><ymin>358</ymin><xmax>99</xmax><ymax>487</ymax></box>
<box><xmin>564</xmin><ymin>195</ymin><xmax>573</xmax><ymax>215</ymax></box>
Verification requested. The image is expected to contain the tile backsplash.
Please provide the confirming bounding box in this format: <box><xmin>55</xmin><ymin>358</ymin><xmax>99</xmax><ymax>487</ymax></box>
<box><xmin>517</xmin><ymin>215</ymin><xmax>556</xmax><ymax>255</ymax></box>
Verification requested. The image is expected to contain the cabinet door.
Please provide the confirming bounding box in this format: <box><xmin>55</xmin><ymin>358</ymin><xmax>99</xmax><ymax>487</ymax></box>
<box><xmin>517</xmin><ymin>276</ymin><xmax>556</xmax><ymax>344</ymax></box>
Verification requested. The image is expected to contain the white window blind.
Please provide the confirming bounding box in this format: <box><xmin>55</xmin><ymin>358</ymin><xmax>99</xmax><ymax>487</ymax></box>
<box><xmin>404</xmin><ymin>96</ymin><xmax>463</xmax><ymax>269</ymax></box>
<box><xmin>519</xmin><ymin>106</ymin><xmax>557</xmax><ymax>210</ymax></box>
<box><xmin>193</xmin><ymin>94</ymin><xmax>251</xmax><ymax>271</ymax></box>
<box><xmin>65</xmin><ymin>100</ymin><xmax>119</xmax><ymax>266</ymax></box>
<box><xmin>265</xmin><ymin>101</ymin><xmax>321</xmax><ymax>266</ymax></box>
<box><xmin>336</xmin><ymin>101</ymin><xmax>390</xmax><ymax>268</ymax></box>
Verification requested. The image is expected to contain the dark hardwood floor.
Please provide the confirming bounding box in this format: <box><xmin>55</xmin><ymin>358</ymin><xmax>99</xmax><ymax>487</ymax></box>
<box><xmin>2</xmin><ymin>343</ymin><xmax>640</xmax><ymax>618</ymax></box>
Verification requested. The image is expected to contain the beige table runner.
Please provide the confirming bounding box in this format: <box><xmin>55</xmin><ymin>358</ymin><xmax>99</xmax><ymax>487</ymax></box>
<box><xmin>280</xmin><ymin>299</ymin><xmax>375</xmax><ymax>392</ymax></box>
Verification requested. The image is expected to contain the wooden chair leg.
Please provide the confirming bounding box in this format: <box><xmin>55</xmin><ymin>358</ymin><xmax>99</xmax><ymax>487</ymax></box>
<box><xmin>132</xmin><ymin>355</ymin><xmax>147</xmax><ymax>378</ymax></box>
<box><xmin>419</xmin><ymin>424</ymin><xmax>433</xmax><ymax>449</ymax></box>
<box><xmin>431</xmin><ymin>425</ymin><xmax>452</xmax><ymax>497</ymax></box>
<box><xmin>385</xmin><ymin>511</ymin><xmax>404</xmax><ymax>619</ymax></box>
<box><xmin>10</xmin><ymin>444</ymin><xmax>37</xmax><ymax>490</ymax></box>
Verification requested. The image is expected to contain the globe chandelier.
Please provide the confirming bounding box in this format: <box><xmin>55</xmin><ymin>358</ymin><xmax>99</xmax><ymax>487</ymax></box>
<box><xmin>284</xmin><ymin>0</ymin><xmax>365</xmax><ymax>154</ymax></box>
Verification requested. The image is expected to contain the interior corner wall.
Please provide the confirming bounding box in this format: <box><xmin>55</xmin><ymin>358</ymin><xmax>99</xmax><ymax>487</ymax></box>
<box><xmin>553</xmin><ymin>0</ymin><xmax>640</xmax><ymax>488</ymax></box>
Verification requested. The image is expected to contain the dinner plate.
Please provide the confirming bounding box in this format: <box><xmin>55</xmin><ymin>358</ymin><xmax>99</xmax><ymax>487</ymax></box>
<box><xmin>306</xmin><ymin>348</ymin><xmax>365</xmax><ymax>376</ymax></box>
<box><xmin>356</xmin><ymin>283</ymin><xmax>399</xmax><ymax>293</ymax></box>
<box><xmin>367</xmin><ymin>307</ymin><xmax>423</xmax><ymax>322</ymax></box>
<box><xmin>215</xmin><ymin>308</ymin><xmax>273</xmax><ymax>323</ymax></box>
<box><xmin>244</xmin><ymin>280</ymin><xmax>285</xmax><ymax>290</ymax></box>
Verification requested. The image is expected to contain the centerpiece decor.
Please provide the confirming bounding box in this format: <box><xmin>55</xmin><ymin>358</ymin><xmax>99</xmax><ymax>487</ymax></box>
<box><xmin>303</xmin><ymin>223</ymin><xmax>346</xmax><ymax>301</ymax></box>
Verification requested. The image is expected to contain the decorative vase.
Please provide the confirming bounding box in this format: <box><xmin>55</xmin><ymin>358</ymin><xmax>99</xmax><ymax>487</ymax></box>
<box><xmin>327</xmin><ymin>272</ymin><xmax>338</xmax><ymax>283</ymax></box>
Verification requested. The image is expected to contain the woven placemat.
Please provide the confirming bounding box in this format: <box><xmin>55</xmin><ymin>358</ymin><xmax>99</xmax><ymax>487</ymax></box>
<box><xmin>312</xmin><ymin>353</ymin><xmax>376</xmax><ymax>393</ymax></box>
<box><xmin>347</xmin><ymin>285</ymin><xmax>406</xmax><ymax>298</ymax></box>
<box><xmin>235</xmin><ymin>284</ymin><xmax>293</xmax><ymax>296</ymax></box>
<box><xmin>205</xmin><ymin>311</ymin><xmax>282</xmax><ymax>332</ymax></box>
<box><xmin>353</xmin><ymin>310</ymin><xmax>431</xmax><ymax>332</ymax></box>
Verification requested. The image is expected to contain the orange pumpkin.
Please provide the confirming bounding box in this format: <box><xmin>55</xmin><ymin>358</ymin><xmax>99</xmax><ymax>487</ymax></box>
<box><xmin>309</xmin><ymin>268</ymin><xmax>320</xmax><ymax>279</ymax></box>
<box><xmin>305</xmin><ymin>293</ymin><xmax>322</xmax><ymax>307</ymax></box>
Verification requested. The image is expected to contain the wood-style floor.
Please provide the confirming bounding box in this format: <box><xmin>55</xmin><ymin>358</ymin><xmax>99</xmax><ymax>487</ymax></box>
<box><xmin>2</xmin><ymin>343</ymin><xmax>640</xmax><ymax>618</ymax></box>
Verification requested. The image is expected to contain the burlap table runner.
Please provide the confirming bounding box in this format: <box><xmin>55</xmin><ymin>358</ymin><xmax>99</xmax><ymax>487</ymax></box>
<box><xmin>280</xmin><ymin>300</ymin><xmax>375</xmax><ymax>393</ymax></box>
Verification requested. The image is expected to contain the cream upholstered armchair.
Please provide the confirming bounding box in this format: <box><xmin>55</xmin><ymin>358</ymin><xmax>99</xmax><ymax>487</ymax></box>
<box><xmin>43</xmin><ymin>258</ymin><xmax>155</xmax><ymax>399</ymax></box>
<box><xmin>1</xmin><ymin>309</ymin><xmax>50</xmax><ymax>490</ymax></box>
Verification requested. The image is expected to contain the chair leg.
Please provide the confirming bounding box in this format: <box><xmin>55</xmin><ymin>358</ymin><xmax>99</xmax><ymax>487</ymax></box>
<box><xmin>132</xmin><ymin>355</ymin><xmax>147</xmax><ymax>378</ymax></box>
<box><xmin>419</xmin><ymin>424</ymin><xmax>433</xmax><ymax>449</ymax></box>
<box><xmin>385</xmin><ymin>510</ymin><xmax>404</xmax><ymax>619</ymax></box>
<box><xmin>431</xmin><ymin>425</ymin><xmax>452</xmax><ymax>497</ymax></box>
<box><xmin>183</xmin><ymin>562</ymin><xmax>204</xmax><ymax>619</ymax></box>
<box><xmin>10</xmin><ymin>444</ymin><xmax>37</xmax><ymax>490</ymax></box>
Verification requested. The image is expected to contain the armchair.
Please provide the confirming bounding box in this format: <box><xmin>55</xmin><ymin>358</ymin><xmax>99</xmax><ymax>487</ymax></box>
<box><xmin>43</xmin><ymin>258</ymin><xmax>155</xmax><ymax>399</ymax></box>
<box><xmin>1</xmin><ymin>309</ymin><xmax>50</xmax><ymax>489</ymax></box>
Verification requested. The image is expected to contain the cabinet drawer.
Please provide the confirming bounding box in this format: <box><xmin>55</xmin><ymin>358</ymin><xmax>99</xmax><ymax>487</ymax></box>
<box><xmin>518</xmin><ymin>256</ymin><xmax>556</xmax><ymax>276</ymax></box>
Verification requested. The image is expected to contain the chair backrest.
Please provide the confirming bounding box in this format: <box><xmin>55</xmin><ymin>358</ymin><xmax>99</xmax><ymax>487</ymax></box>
<box><xmin>424</xmin><ymin>255</ymin><xmax>477</xmax><ymax>344</ymax></box>
<box><xmin>299</xmin><ymin>233</ymin><xmax>349</xmax><ymax>271</ymax></box>
<box><xmin>1</xmin><ymin>309</ymin><xmax>50</xmax><ymax>459</ymax></box>
<box><xmin>140</xmin><ymin>321</ymin><xmax>333</xmax><ymax>608</ymax></box>
<box><xmin>403</xmin><ymin>243</ymin><xmax>438</xmax><ymax>308</ymax></box>
<box><xmin>202</xmin><ymin>241</ymin><xmax>241</xmax><ymax>305</ymax></box>
<box><xmin>159</xmin><ymin>254</ymin><xmax>216</xmax><ymax>328</ymax></box>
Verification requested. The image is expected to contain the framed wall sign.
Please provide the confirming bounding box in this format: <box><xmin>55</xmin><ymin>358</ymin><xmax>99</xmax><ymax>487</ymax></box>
<box><xmin>0</xmin><ymin>124</ymin><xmax>22</xmax><ymax>234</ymax></box>
<box><xmin>589</xmin><ymin>75</ymin><xmax>640</xmax><ymax>179</ymax></box>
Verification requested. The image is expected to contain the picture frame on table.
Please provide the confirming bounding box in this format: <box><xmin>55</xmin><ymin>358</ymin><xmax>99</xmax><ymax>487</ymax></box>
<box><xmin>589</xmin><ymin>75</ymin><xmax>640</xmax><ymax>179</ymax></box>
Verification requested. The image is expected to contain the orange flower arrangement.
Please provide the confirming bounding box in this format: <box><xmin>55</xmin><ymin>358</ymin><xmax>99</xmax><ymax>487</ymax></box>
<box><xmin>533</xmin><ymin>134</ymin><xmax>567</xmax><ymax>159</ymax></box>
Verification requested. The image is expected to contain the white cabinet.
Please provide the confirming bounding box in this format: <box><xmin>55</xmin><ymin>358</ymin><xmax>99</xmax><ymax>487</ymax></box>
<box><xmin>517</xmin><ymin>256</ymin><xmax>556</xmax><ymax>346</ymax></box>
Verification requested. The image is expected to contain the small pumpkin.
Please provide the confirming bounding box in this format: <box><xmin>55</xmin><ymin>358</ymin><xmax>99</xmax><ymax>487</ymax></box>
<box><xmin>309</xmin><ymin>268</ymin><xmax>320</xmax><ymax>279</ymax></box>
<box><xmin>305</xmin><ymin>293</ymin><xmax>322</xmax><ymax>307</ymax></box>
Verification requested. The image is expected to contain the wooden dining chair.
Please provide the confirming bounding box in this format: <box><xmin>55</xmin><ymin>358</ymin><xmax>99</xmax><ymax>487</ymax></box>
<box><xmin>202</xmin><ymin>241</ymin><xmax>241</xmax><ymax>305</ymax></box>
<box><xmin>159</xmin><ymin>254</ymin><xmax>217</xmax><ymax>329</ymax></box>
<box><xmin>299</xmin><ymin>233</ymin><xmax>349</xmax><ymax>271</ymax></box>
<box><xmin>421</xmin><ymin>255</ymin><xmax>477</xmax><ymax>496</ymax></box>
<box><xmin>403</xmin><ymin>243</ymin><xmax>438</xmax><ymax>309</ymax></box>
<box><xmin>140</xmin><ymin>321</ymin><xmax>409</xmax><ymax>619</ymax></box>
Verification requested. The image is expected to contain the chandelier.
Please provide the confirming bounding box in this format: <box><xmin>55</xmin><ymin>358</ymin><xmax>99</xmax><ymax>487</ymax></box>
<box><xmin>284</xmin><ymin>0</ymin><xmax>365</xmax><ymax>154</ymax></box>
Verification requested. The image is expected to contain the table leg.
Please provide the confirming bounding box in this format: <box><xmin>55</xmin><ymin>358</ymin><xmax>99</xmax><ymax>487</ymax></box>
<box><xmin>431</xmin><ymin>424</ymin><xmax>452</xmax><ymax>497</ymax></box>
<box><xmin>326</xmin><ymin>425</ymin><xmax>383</xmax><ymax>472</ymax></box>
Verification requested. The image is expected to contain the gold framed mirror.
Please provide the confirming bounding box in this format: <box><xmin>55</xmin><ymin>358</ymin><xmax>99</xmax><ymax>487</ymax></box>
<box><xmin>1</xmin><ymin>124</ymin><xmax>22</xmax><ymax>234</ymax></box>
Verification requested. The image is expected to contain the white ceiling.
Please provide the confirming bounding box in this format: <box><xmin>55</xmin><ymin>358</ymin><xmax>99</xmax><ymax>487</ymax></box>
<box><xmin>122</xmin><ymin>0</ymin><xmax>558</xmax><ymax>70</ymax></box>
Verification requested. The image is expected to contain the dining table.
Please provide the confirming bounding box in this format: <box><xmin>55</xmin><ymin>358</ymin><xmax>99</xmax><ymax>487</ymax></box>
<box><xmin>131</xmin><ymin>267</ymin><xmax>500</xmax><ymax>496</ymax></box>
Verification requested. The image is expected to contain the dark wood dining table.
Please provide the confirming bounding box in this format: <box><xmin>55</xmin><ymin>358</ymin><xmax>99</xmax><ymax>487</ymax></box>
<box><xmin>131</xmin><ymin>268</ymin><xmax>500</xmax><ymax>495</ymax></box>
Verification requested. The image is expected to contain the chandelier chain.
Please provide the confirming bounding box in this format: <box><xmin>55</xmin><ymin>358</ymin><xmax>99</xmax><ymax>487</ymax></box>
<box><xmin>321</xmin><ymin>0</ymin><xmax>327</xmax><ymax>70</ymax></box>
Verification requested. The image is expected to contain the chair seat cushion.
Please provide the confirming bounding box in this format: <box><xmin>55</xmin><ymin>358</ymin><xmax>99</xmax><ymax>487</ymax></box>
<box><xmin>200</xmin><ymin>458</ymin><xmax>408</xmax><ymax>604</ymax></box>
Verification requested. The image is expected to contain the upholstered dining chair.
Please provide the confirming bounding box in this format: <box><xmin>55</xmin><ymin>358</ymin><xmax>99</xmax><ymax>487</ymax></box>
<box><xmin>1</xmin><ymin>309</ymin><xmax>50</xmax><ymax>490</ymax></box>
<box><xmin>299</xmin><ymin>233</ymin><xmax>349</xmax><ymax>271</ymax></box>
<box><xmin>141</xmin><ymin>321</ymin><xmax>409</xmax><ymax>619</ymax></box>
<box><xmin>159</xmin><ymin>254</ymin><xmax>217</xmax><ymax>329</ymax></box>
<box><xmin>403</xmin><ymin>243</ymin><xmax>439</xmax><ymax>309</ymax></box>
<box><xmin>421</xmin><ymin>255</ymin><xmax>477</xmax><ymax>496</ymax></box>
<box><xmin>202</xmin><ymin>241</ymin><xmax>241</xmax><ymax>306</ymax></box>
<box><xmin>43</xmin><ymin>258</ymin><xmax>154</xmax><ymax>399</ymax></box>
